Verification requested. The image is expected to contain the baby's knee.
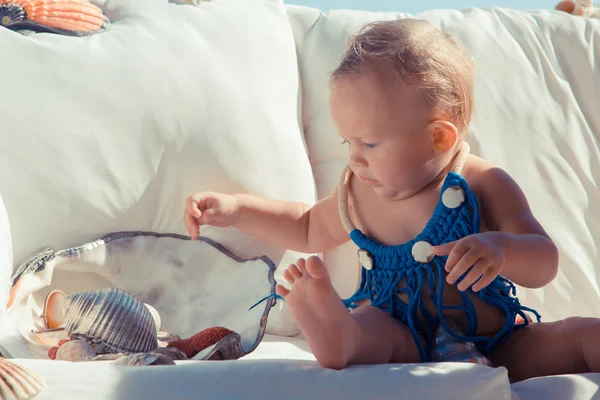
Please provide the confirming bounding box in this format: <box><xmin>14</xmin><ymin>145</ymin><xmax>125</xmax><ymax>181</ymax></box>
<box><xmin>315</xmin><ymin>352</ymin><xmax>349</xmax><ymax>370</ymax></box>
<box><xmin>313</xmin><ymin>340</ymin><xmax>352</xmax><ymax>370</ymax></box>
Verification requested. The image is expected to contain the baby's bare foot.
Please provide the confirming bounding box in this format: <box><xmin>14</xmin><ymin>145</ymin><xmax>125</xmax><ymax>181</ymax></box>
<box><xmin>276</xmin><ymin>256</ymin><xmax>357</xmax><ymax>369</ymax></box>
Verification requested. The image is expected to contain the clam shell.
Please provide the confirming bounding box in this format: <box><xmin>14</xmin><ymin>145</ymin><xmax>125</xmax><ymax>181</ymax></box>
<box><xmin>153</xmin><ymin>346</ymin><xmax>188</xmax><ymax>361</ymax></box>
<box><xmin>55</xmin><ymin>340</ymin><xmax>96</xmax><ymax>362</ymax></box>
<box><xmin>205</xmin><ymin>332</ymin><xmax>244</xmax><ymax>361</ymax></box>
<box><xmin>0</xmin><ymin>0</ymin><xmax>108</xmax><ymax>36</ymax></box>
<box><xmin>63</xmin><ymin>288</ymin><xmax>158</xmax><ymax>354</ymax></box>
<box><xmin>0</xmin><ymin>358</ymin><xmax>46</xmax><ymax>400</ymax></box>
<box><xmin>92</xmin><ymin>353</ymin><xmax>124</xmax><ymax>361</ymax></box>
<box><xmin>112</xmin><ymin>353</ymin><xmax>175</xmax><ymax>367</ymax></box>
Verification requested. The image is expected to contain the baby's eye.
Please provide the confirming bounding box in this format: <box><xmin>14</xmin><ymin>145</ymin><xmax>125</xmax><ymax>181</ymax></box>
<box><xmin>340</xmin><ymin>139</ymin><xmax>349</xmax><ymax>145</ymax></box>
<box><xmin>363</xmin><ymin>143</ymin><xmax>377</xmax><ymax>149</ymax></box>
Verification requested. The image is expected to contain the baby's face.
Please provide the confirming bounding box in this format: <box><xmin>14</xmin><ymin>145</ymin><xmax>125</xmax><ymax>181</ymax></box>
<box><xmin>329</xmin><ymin>74</ymin><xmax>445</xmax><ymax>200</ymax></box>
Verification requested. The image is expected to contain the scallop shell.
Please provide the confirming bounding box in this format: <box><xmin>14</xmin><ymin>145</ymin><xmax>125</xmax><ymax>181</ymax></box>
<box><xmin>0</xmin><ymin>0</ymin><xmax>108</xmax><ymax>36</ymax></box>
<box><xmin>0</xmin><ymin>358</ymin><xmax>46</xmax><ymax>400</ymax></box>
<box><xmin>63</xmin><ymin>288</ymin><xmax>159</xmax><ymax>354</ymax></box>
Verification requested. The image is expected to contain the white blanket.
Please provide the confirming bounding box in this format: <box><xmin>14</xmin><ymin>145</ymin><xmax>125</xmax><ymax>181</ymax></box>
<box><xmin>6</xmin><ymin>334</ymin><xmax>600</xmax><ymax>400</ymax></box>
<box><xmin>5</xmin><ymin>335</ymin><xmax>514</xmax><ymax>400</ymax></box>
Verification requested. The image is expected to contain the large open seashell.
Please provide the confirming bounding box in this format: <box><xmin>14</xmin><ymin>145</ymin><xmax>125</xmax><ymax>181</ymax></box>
<box><xmin>4</xmin><ymin>232</ymin><xmax>278</xmax><ymax>361</ymax></box>
<box><xmin>0</xmin><ymin>0</ymin><xmax>108</xmax><ymax>36</ymax></box>
<box><xmin>0</xmin><ymin>358</ymin><xmax>46</xmax><ymax>400</ymax></box>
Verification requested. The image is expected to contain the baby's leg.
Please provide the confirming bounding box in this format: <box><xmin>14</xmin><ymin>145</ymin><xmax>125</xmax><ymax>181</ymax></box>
<box><xmin>276</xmin><ymin>256</ymin><xmax>421</xmax><ymax>369</ymax></box>
<box><xmin>488</xmin><ymin>317</ymin><xmax>600</xmax><ymax>382</ymax></box>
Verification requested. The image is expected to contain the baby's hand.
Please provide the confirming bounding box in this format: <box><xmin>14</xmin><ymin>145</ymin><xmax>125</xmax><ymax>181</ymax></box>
<box><xmin>184</xmin><ymin>192</ymin><xmax>240</xmax><ymax>240</ymax></box>
<box><xmin>432</xmin><ymin>233</ymin><xmax>507</xmax><ymax>292</ymax></box>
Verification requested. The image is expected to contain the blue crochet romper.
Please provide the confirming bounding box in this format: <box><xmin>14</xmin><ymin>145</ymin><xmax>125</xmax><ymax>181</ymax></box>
<box><xmin>337</xmin><ymin>143</ymin><xmax>541</xmax><ymax>362</ymax></box>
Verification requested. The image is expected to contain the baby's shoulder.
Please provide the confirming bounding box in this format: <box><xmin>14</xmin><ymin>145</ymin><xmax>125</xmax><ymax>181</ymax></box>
<box><xmin>462</xmin><ymin>154</ymin><xmax>525</xmax><ymax>204</ymax></box>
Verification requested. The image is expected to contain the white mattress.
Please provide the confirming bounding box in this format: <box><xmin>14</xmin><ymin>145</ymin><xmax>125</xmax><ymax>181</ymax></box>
<box><xmin>7</xmin><ymin>335</ymin><xmax>512</xmax><ymax>400</ymax></box>
<box><xmin>2</xmin><ymin>333</ymin><xmax>599</xmax><ymax>399</ymax></box>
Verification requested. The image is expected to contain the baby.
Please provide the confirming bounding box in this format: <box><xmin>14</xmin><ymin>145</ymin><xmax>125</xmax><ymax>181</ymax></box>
<box><xmin>183</xmin><ymin>19</ymin><xmax>600</xmax><ymax>382</ymax></box>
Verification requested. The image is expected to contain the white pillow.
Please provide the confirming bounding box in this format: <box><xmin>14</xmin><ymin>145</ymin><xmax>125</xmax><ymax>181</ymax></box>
<box><xmin>89</xmin><ymin>0</ymin><xmax>167</xmax><ymax>21</ymax></box>
<box><xmin>0</xmin><ymin>194</ymin><xmax>12</xmax><ymax>324</ymax></box>
<box><xmin>286</xmin><ymin>5</ymin><xmax>600</xmax><ymax>322</ymax></box>
<box><xmin>0</xmin><ymin>0</ymin><xmax>313</xmax><ymax>336</ymax></box>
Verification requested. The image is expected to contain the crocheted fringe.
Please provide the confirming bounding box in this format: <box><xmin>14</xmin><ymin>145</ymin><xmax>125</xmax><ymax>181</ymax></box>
<box><xmin>342</xmin><ymin>184</ymin><xmax>541</xmax><ymax>361</ymax></box>
<box><xmin>343</xmin><ymin>256</ymin><xmax>540</xmax><ymax>362</ymax></box>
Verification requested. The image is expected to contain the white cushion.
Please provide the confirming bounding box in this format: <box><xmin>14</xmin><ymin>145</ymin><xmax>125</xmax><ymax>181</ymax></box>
<box><xmin>0</xmin><ymin>0</ymin><xmax>314</xmax><ymax>336</ymax></box>
<box><xmin>7</xmin><ymin>335</ymin><xmax>512</xmax><ymax>400</ymax></box>
<box><xmin>286</xmin><ymin>5</ymin><xmax>600</xmax><ymax>322</ymax></box>
<box><xmin>0</xmin><ymin>194</ymin><xmax>12</xmax><ymax>323</ymax></box>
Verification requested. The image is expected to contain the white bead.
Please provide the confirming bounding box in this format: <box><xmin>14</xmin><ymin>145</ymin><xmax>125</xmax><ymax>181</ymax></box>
<box><xmin>412</xmin><ymin>241</ymin><xmax>434</xmax><ymax>263</ymax></box>
<box><xmin>442</xmin><ymin>186</ymin><xmax>465</xmax><ymax>209</ymax></box>
<box><xmin>358</xmin><ymin>249</ymin><xmax>374</xmax><ymax>270</ymax></box>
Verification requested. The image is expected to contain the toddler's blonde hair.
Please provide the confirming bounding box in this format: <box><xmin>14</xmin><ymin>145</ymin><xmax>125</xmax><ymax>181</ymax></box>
<box><xmin>330</xmin><ymin>19</ymin><xmax>475</xmax><ymax>134</ymax></box>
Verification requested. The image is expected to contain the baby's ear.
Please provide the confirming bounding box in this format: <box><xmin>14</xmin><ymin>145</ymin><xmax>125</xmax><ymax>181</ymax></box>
<box><xmin>428</xmin><ymin>120</ymin><xmax>458</xmax><ymax>153</ymax></box>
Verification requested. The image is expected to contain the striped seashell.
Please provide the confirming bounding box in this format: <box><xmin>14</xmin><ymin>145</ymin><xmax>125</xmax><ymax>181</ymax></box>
<box><xmin>0</xmin><ymin>358</ymin><xmax>46</xmax><ymax>400</ymax></box>
<box><xmin>63</xmin><ymin>288</ymin><xmax>159</xmax><ymax>354</ymax></box>
<box><xmin>0</xmin><ymin>0</ymin><xmax>108</xmax><ymax>36</ymax></box>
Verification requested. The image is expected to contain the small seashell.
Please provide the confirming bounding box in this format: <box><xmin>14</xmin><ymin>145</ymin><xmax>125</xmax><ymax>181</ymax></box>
<box><xmin>153</xmin><ymin>347</ymin><xmax>188</xmax><ymax>361</ymax></box>
<box><xmin>411</xmin><ymin>241</ymin><xmax>434</xmax><ymax>264</ymax></box>
<box><xmin>0</xmin><ymin>357</ymin><xmax>47</xmax><ymax>400</ymax></box>
<box><xmin>157</xmin><ymin>332</ymin><xmax>181</xmax><ymax>343</ymax></box>
<box><xmin>0</xmin><ymin>0</ymin><xmax>109</xmax><ymax>36</ymax></box>
<box><xmin>41</xmin><ymin>289</ymin><xmax>66</xmax><ymax>330</ymax></box>
<box><xmin>112</xmin><ymin>353</ymin><xmax>175</xmax><ymax>367</ymax></box>
<box><xmin>55</xmin><ymin>339</ymin><xmax>96</xmax><ymax>362</ymax></box>
<box><xmin>358</xmin><ymin>249</ymin><xmax>374</xmax><ymax>270</ymax></box>
<box><xmin>92</xmin><ymin>353</ymin><xmax>125</xmax><ymax>361</ymax></box>
<box><xmin>441</xmin><ymin>186</ymin><xmax>465</xmax><ymax>209</ymax></box>
<box><xmin>205</xmin><ymin>332</ymin><xmax>244</xmax><ymax>361</ymax></box>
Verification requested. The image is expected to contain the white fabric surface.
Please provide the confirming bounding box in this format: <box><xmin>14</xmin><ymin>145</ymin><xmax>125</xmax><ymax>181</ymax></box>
<box><xmin>512</xmin><ymin>374</ymin><xmax>600</xmax><ymax>400</ymax></box>
<box><xmin>1</xmin><ymin>2</ymin><xmax>599</xmax><ymax>400</ymax></box>
<box><xmin>0</xmin><ymin>194</ymin><xmax>12</xmax><ymax>325</ymax></box>
<box><xmin>6</xmin><ymin>335</ymin><xmax>513</xmax><ymax>400</ymax></box>
<box><xmin>286</xmin><ymin>5</ymin><xmax>600</xmax><ymax>325</ymax></box>
<box><xmin>0</xmin><ymin>0</ymin><xmax>313</xmax><ymax>336</ymax></box>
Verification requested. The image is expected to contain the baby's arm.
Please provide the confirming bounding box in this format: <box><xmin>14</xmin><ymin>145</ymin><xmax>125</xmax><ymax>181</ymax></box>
<box><xmin>478</xmin><ymin>167</ymin><xmax>559</xmax><ymax>288</ymax></box>
<box><xmin>232</xmin><ymin>186</ymin><xmax>350</xmax><ymax>254</ymax></box>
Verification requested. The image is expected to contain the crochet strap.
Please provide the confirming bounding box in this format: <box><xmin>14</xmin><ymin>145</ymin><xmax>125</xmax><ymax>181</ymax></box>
<box><xmin>338</xmin><ymin>142</ymin><xmax>471</xmax><ymax>233</ymax></box>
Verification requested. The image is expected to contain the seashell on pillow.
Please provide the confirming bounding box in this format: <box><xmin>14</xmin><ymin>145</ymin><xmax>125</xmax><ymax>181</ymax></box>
<box><xmin>0</xmin><ymin>0</ymin><xmax>109</xmax><ymax>36</ymax></box>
